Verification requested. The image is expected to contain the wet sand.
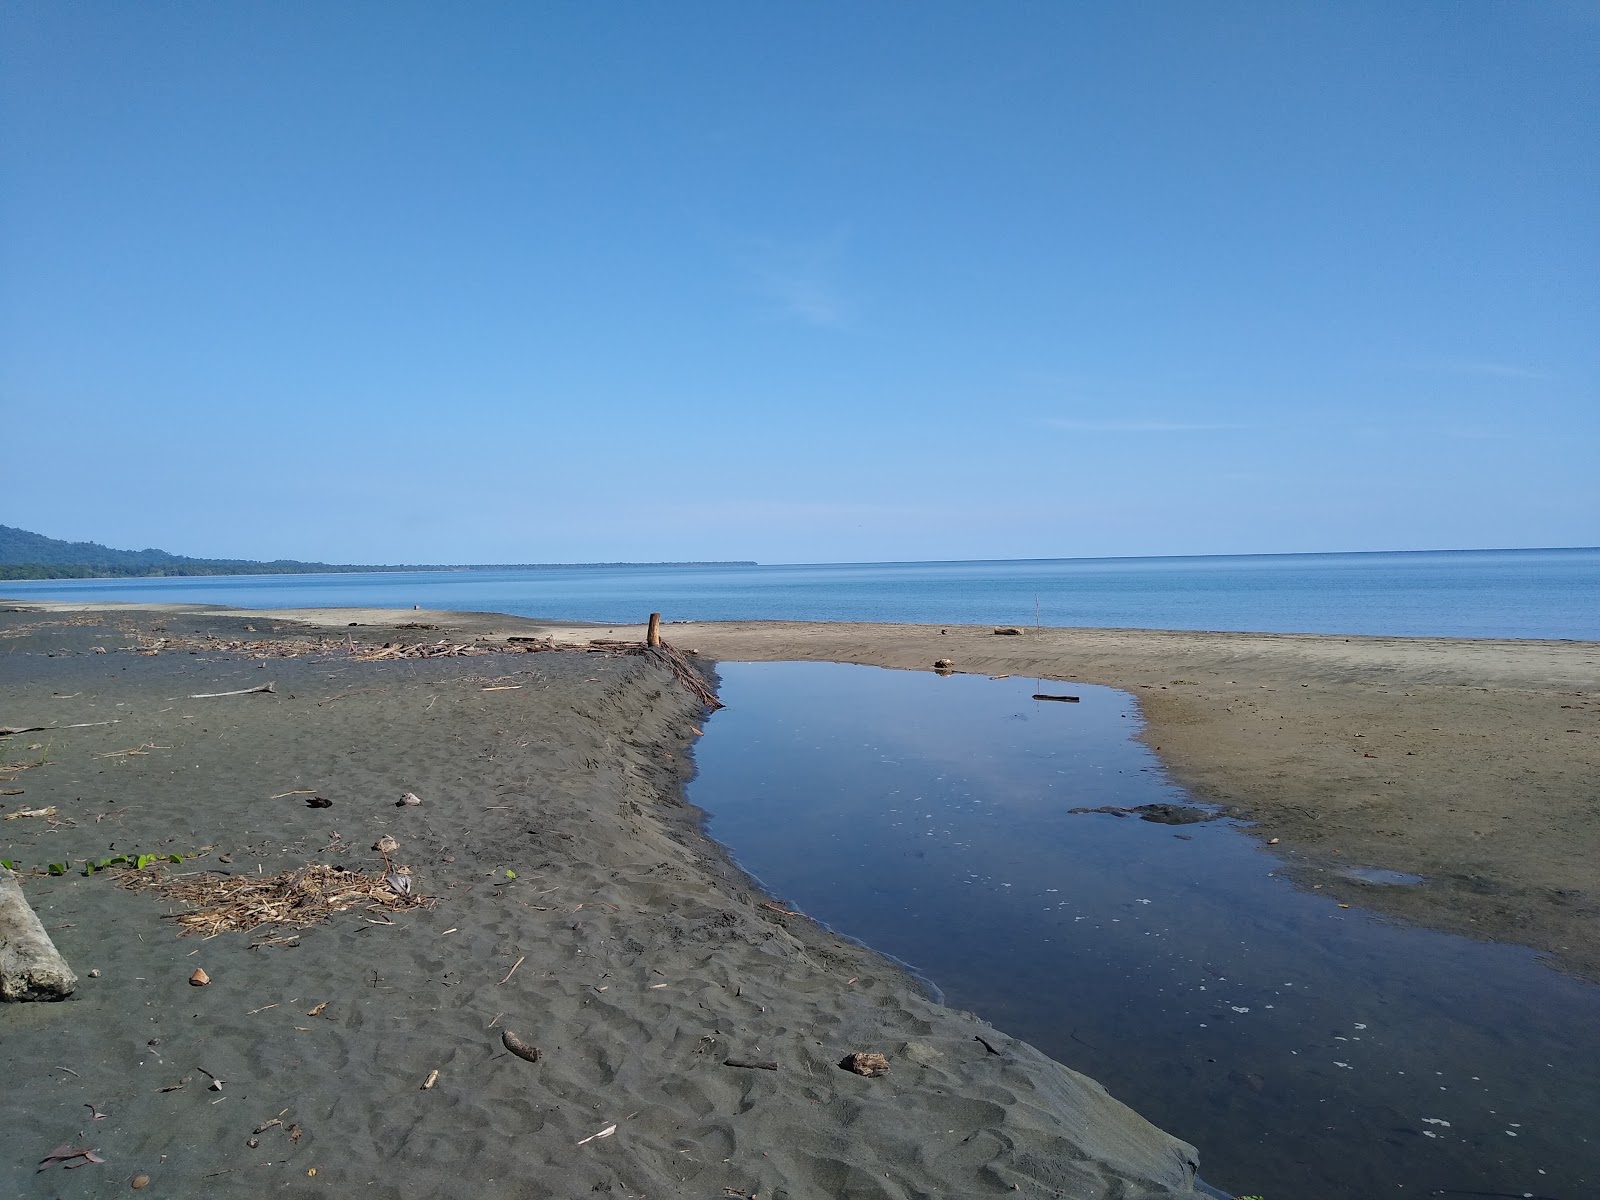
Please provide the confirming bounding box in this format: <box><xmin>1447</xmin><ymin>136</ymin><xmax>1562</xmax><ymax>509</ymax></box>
<box><xmin>1</xmin><ymin>607</ymin><xmax>1210</xmax><ymax>1199</ymax></box>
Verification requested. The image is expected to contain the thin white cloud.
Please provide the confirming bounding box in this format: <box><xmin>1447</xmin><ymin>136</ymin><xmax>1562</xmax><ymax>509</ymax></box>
<box><xmin>1415</xmin><ymin>359</ymin><xmax>1550</xmax><ymax>382</ymax></box>
<box><xmin>737</xmin><ymin>233</ymin><xmax>852</xmax><ymax>327</ymax></box>
<box><xmin>1044</xmin><ymin>418</ymin><xmax>1251</xmax><ymax>433</ymax></box>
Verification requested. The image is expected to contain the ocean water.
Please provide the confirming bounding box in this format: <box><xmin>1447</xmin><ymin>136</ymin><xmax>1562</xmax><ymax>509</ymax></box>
<box><xmin>4</xmin><ymin>546</ymin><xmax>1597</xmax><ymax>640</ymax></box>
<box><xmin>689</xmin><ymin>662</ymin><xmax>1600</xmax><ymax>1200</ymax></box>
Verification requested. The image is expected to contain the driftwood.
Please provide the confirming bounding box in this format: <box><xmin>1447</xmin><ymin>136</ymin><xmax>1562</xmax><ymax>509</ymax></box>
<box><xmin>723</xmin><ymin>1057</ymin><xmax>778</xmax><ymax>1071</ymax></box>
<box><xmin>1</xmin><ymin>869</ymin><xmax>78</xmax><ymax>1000</ymax></box>
<box><xmin>353</xmin><ymin>641</ymin><xmax>495</xmax><ymax>661</ymax></box>
<box><xmin>187</xmin><ymin>683</ymin><xmax>275</xmax><ymax>699</ymax></box>
<box><xmin>648</xmin><ymin>642</ymin><xmax>723</xmax><ymax>711</ymax></box>
<box><xmin>1032</xmin><ymin>693</ymin><xmax>1080</xmax><ymax>703</ymax></box>
<box><xmin>501</xmin><ymin>1029</ymin><xmax>541</xmax><ymax>1062</ymax></box>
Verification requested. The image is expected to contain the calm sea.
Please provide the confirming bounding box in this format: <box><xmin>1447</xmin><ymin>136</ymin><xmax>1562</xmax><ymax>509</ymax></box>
<box><xmin>4</xmin><ymin>547</ymin><xmax>1597</xmax><ymax>640</ymax></box>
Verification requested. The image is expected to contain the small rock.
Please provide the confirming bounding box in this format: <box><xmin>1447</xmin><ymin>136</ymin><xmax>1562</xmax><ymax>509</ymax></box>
<box><xmin>840</xmin><ymin>1051</ymin><xmax>890</xmax><ymax>1077</ymax></box>
<box><xmin>397</xmin><ymin>792</ymin><xmax>423</xmax><ymax>807</ymax></box>
<box><xmin>933</xmin><ymin>659</ymin><xmax>954</xmax><ymax>670</ymax></box>
<box><xmin>246</xmin><ymin>1137</ymin><xmax>259</xmax><ymax>1149</ymax></box>
<box><xmin>374</xmin><ymin>835</ymin><xmax>399</xmax><ymax>855</ymax></box>
<box><xmin>131</xmin><ymin>1174</ymin><xmax>151</xmax><ymax>1189</ymax></box>
<box><xmin>88</xmin><ymin>968</ymin><xmax>102</xmax><ymax>978</ymax></box>
<box><xmin>189</xmin><ymin>968</ymin><xmax>210</xmax><ymax>987</ymax></box>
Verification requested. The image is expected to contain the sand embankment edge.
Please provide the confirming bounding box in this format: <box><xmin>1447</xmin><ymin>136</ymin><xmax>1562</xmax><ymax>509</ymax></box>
<box><xmin>1</xmin><ymin>604</ymin><xmax>1218</xmax><ymax>1198</ymax></box>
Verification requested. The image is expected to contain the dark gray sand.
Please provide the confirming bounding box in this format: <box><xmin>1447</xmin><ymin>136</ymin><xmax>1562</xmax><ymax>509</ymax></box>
<box><xmin>1</xmin><ymin>612</ymin><xmax>1210</xmax><ymax>1198</ymax></box>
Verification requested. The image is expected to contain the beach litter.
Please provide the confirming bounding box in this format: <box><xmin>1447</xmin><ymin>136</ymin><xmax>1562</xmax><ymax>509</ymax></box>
<box><xmin>397</xmin><ymin>791</ymin><xmax>423</xmax><ymax>807</ymax></box>
<box><xmin>576</xmin><ymin>1123</ymin><xmax>616</xmax><ymax>1145</ymax></box>
<box><xmin>114</xmin><ymin>861</ymin><xmax>433</xmax><ymax>937</ymax></box>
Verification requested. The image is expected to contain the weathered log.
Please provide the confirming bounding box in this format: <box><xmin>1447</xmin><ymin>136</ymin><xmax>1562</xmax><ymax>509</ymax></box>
<box><xmin>0</xmin><ymin>869</ymin><xmax>78</xmax><ymax>1001</ymax></box>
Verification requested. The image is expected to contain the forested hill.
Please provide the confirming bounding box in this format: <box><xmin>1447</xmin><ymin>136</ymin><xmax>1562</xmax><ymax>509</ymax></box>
<box><xmin>0</xmin><ymin>524</ymin><xmax>352</xmax><ymax>579</ymax></box>
<box><xmin>0</xmin><ymin>525</ymin><xmax>755</xmax><ymax>580</ymax></box>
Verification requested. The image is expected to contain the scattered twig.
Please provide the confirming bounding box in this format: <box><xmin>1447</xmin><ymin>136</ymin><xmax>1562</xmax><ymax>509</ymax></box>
<box><xmin>723</xmin><ymin>1058</ymin><xmax>778</xmax><ymax>1071</ymax></box>
<box><xmin>4</xmin><ymin>805</ymin><xmax>58</xmax><ymax>820</ymax></box>
<box><xmin>499</xmin><ymin>955</ymin><xmax>526</xmax><ymax>984</ymax></box>
<box><xmin>0</xmin><ymin>720</ymin><xmax>118</xmax><ymax>736</ymax></box>
<box><xmin>187</xmin><ymin>683</ymin><xmax>275</xmax><ymax>699</ymax></box>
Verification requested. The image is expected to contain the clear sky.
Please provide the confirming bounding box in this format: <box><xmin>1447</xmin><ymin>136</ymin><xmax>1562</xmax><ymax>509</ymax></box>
<box><xmin>3</xmin><ymin>2</ymin><xmax>1596</xmax><ymax>565</ymax></box>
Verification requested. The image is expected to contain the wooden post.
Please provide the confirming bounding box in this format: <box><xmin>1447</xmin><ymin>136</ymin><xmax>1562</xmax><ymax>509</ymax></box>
<box><xmin>646</xmin><ymin>612</ymin><xmax>662</xmax><ymax>648</ymax></box>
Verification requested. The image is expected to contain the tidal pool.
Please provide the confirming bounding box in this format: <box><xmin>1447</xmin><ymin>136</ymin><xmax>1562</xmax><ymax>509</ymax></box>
<box><xmin>687</xmin><ymin>661</ymin><xmax>1599</xmax><ymax>1200</ymax></box>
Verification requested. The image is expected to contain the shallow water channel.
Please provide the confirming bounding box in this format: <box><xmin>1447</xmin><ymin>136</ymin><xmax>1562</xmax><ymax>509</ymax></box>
<box><xmin>687</xmin><ymin>662</ymin><xmax>1599</xmax><ymax>1200</ymax></box>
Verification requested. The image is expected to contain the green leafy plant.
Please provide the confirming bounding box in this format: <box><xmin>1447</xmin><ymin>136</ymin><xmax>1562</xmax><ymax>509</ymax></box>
<box><xmin>1</xmin><ymin>858</ymin><xmax>17</xmax><ymax>871</ymax></box>
<box><xmin>504</xmin><ymin>869</ymin><xmax>517</xmax><ymax>880</ymax></box>
<box><xmin>83</xmin><ymin>851</ymin><xmax>188</xmax><ymax>876</ymax></box>
<box><xmin>46</xmin><ymin>862</ymin><xmax>67</xmax><ymax>876</ymax></box>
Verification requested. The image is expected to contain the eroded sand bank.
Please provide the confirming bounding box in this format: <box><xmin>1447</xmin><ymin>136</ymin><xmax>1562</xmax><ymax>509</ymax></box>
<box><xmin>0</xmin><ymin>607</ymin><xmax>1211</xmax><ymax>1199</ymax></box>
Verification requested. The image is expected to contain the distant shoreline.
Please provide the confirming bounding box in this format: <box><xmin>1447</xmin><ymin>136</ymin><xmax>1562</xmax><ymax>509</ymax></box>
<box><xmin>0</xmin><ymin>560</ymin><xmax>758</xmax><ymax>581</ymax></box>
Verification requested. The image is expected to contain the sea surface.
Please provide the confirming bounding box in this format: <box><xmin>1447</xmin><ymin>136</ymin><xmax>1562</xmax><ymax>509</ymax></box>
<box><xmin>5</xmin><ymin>546</ymin><xmax>1598</xmax><ymax>639</ymax></box>
<box><xmin>689</xmin><ymin>662</ymin><xmax>1600</xmax><ymax>1200</ymax></box>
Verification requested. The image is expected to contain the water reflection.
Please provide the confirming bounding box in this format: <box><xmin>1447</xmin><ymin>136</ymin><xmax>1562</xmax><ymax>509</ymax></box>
<box><xmin>688</xmin><ymin>662</ymin><xmax>1599</xmax><ymax>1200</ymax></box>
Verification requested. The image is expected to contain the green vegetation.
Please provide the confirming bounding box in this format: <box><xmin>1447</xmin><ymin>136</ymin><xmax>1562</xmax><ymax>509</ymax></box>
<box><xmin>1</xmin><ymin>850</ymin><xmax>191</xmax><ymax>876</ymax></box>
<box><xmin>0</xmin><ymin>524</ymin><xmax>756</xmax><ymax>580</ymax></box>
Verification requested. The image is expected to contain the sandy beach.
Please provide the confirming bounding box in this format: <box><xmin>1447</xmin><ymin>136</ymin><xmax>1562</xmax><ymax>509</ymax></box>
<box><xmin>1</xmin><ymin>605</ymin><xmax>1213</xmax><ymax>1199</ymax></box>
<box><xmin>34</xmin><ymin>599</ymin><xmax>1592</xmax><ymax>980</ymax></box>
<box><xmin>5</xmin><ymin>600</ymin><xmax>1597</xmax><ymax>1197</ymax></box>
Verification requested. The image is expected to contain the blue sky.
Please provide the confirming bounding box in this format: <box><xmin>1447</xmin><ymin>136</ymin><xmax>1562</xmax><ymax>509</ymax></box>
<box><xmin>2</xmin><ymin>2</ymin><xmax>1595</xmax><ymax>564</ymax></box>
